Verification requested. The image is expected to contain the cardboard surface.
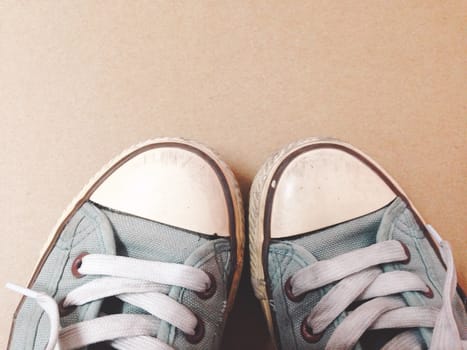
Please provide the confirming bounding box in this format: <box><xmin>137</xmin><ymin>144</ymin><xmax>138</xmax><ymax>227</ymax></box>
<box><xmin>0</xmin><ymin>2</ymin><xmax>465</xmax><ymax>348</ymax></box>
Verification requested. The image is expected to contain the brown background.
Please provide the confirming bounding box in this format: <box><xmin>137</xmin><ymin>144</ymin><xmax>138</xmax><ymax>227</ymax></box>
<box><xmin>0</xmin><ymin>2</ymin><xmax>465</xmax><ymax>349</ymax></box>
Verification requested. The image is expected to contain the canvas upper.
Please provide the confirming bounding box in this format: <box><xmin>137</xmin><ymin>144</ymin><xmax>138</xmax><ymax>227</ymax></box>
<box><xmin>268</xmin><ymin>198</ymin><xmax>467</xmax><ymax>349</ymax></box>
<box><xmin>8</xmin><ymin>138</ymin><xmax>244</xmax><ymax>350</ymax></box>
<box><xmin>249</xmin><ymin>138</ymin><xmax>467</xmax><ymax>350</ymax></box>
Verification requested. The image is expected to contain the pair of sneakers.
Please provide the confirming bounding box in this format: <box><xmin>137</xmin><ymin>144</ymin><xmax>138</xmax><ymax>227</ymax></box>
<box><xmin>7</xmin><ymin>137</ymin><xmax>466</xmax><ymax>350</ymax></box>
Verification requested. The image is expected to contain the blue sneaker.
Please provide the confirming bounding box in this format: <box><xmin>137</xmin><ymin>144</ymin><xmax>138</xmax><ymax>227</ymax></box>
<box><xmin>7</xmin><ymin>138</ymin><xmax>244</xmax><ymax>350</ymax></box>
<box><xmin>249</xmin><ymin>137</ymin><xmax>466</xmax><ymax>349</ymax></box>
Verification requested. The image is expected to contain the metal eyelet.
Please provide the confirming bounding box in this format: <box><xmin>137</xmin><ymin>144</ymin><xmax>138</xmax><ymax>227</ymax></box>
<box><xmin>301</xmin><ymin>317</ymin><xmax>323</xmax><ymax>343</ymax></box>
<box><xmin>285</xmin><ymin>276</ymin><xmax>305</xmax><ymax>302</ymax></box>
<box><xmin>195</xmin><ymin>272</ymin><xmax>216</xmax><ymax>300</ymax></box>
<box><xmin>72</xmin><ymin>252</ymin><xmax>88</xmax><ymax>278</ymax></box>
<box><xmin>398</xmin><ymin>241</ymin><xmax>411</xmax><ymax>264</ymax></box>
<box><xmin>423</xmin><ymin>285</ymin><xmax>434</xmax><ymax>299</ymax></box>
<box><xmin>185</xmin><ymin>314</ymin><xmax>205</xmax><ymax>344</ymax></box>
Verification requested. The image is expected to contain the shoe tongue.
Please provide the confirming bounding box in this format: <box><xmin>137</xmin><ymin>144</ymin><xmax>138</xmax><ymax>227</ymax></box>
<box><xmin>90</xmin><ymin>202</ymin><xmax>209</xmax><ymax>316</ymax></box>
<box><xmin>293</xmin><ymin>204</ymin><xmax>386</xmax><ymax>261</ymax></box>
<box><xmin>97</xmin><ymin>203</ymin><xmax>209</xmax><ymax>263</ymax></box>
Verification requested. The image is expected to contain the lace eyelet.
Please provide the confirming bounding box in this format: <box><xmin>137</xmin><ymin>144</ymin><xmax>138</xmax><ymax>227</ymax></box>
<box><xmin>185</xmin><ymin>314</ymin><xmax>205</xmax><ymax>344</ymax></box>
<box><xmin>58</xmin><ymin>298</ymin><xmax>76</xmax><ymax>317</ymax></box>
<box><xmin>195</xmin><ymin>272</ymin><xmax>216</xmax><ymax>300</ymax></box>
<box><xmin>301</xmin><ymin>317</ymin><xmax>323</xmax><ymax>343</ymax></box>
<box><xmin>285</xmin><ymin>276</ymin><xmax>305</xmax><ymax>302</ymax></box>
<box><xmin>72</xmin><ymin>252</ymin><xmax>88</xmax><ymax>278</ymax></box>
<box><xmin>423</xmin><ymin>285</ymin><xmax>434</xmax><ymax>299</ymax></box>
<box><xmin>398</xmin><ymin>241</ymin><xmax>411</xmax><ymax>264</ymax></box>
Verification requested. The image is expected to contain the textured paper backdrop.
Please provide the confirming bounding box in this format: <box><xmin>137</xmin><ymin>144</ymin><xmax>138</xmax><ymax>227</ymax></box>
<box><xmin>1</xmin><ymin>2</ymin><xmax>465</xmax><ymax>348</ymax></box>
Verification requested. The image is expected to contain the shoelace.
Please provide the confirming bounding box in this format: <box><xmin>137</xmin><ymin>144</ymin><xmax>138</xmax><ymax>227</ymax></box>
<box><xmin>286</xmin><ymin>225</ymin><xmax>467</xmax><ymax>350</ymax></box>
<box><xmin>7</xmin><ymin>254</ymin><xmax>214</xmax><ymax>350</ymax></box>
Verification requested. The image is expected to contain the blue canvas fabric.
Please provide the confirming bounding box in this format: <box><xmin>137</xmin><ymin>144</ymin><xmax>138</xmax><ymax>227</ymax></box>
<box><xmin>9</xmin><ymin>201</ymin><xmax>232</xmax><ymax>349</ymax></box>
<box><xmin>267</xmin><ymin>197</ymin><xmax>466</xmax><ymax>349</ymax></box>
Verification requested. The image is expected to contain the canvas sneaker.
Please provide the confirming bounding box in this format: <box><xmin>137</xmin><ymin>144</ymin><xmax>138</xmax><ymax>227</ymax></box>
<box><xmin>7</xmin><ymin>138</ymin><xmax>244</xmax><ymax>350</ymax></box>
<box><xmin>249</xmin><ymin>137</ymin><xmax>466</xmax><ymax>349</ymax></box>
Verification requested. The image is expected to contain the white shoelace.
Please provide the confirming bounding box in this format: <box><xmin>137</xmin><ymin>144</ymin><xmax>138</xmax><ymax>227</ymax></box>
<box><xmin>289</xmin><ymin>226</ymin><xmax>467</xmax><ymax>350</ymax></box>
<box><xmin>7</xmin><ymin>254</ymin><xmax>212</xmax><ymax>350</ymax></box>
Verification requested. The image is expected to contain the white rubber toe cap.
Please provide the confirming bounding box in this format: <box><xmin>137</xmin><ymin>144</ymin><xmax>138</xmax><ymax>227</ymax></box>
<box><xmin>270</xmin><ymin>145</ymin><xmax>396</xmax><ymax>238</ymax></box>
<box><xmin>91</xmin><ymin>142</ymin><xmax>231</xmax><ymax>237</ymax></box>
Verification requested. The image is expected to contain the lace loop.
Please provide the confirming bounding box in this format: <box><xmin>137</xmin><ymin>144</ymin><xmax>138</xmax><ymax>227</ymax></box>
<box><xmin>290</xmin><ymin>240</ymin><xmax>407</xmax><ymax>296</ymax></box>
<box><xmin>79</xmin><ymin>254</ymin><xmax>211</xmax><ymax>292</ymax></box>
